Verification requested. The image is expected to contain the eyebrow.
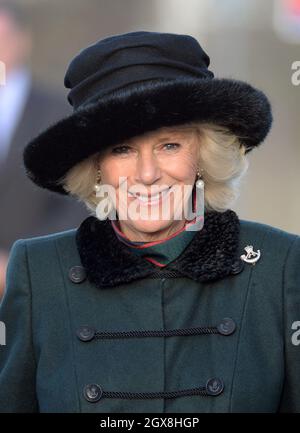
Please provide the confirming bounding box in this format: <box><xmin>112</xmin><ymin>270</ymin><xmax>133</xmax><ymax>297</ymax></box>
<box><xmin>156</xmin><ymin>135</ymin><xmax>180</xmax><ymax>142</ymax></box>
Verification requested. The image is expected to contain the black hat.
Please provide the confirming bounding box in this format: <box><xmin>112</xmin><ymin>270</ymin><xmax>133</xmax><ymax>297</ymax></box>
<box><xmin>23</xmin><ymin>30</ymin><xmax>273</xmax><ymax>195</ymax></box>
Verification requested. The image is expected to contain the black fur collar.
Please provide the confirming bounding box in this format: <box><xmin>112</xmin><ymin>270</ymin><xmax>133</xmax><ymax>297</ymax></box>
<box><xmin>75</xmin><ymin>209</ymin><xmax>240</xmax><ymax>289</ymax></box>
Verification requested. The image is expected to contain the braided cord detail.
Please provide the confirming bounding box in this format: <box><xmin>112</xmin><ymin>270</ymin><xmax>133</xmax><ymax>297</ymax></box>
<box><xmin>103</xmin><ymin>386</ymin><xmax>208</xmax><ymax>399</ymax></box>
<box><xmin>95</xmin><ymin>326</ymin><xmax>219</xmax><ymax>339</ymax></box>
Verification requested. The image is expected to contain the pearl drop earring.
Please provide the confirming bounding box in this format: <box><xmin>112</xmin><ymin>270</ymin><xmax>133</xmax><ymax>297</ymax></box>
<box><xmin>196</xmin><ymin>167</ymin><xmax>204</xmax><ymax>189</ymax></box>
<box><xmin>94</xmin><ymin>168</ymin><xmax>102</xmax><ymax>194</ymax></box>
<box><xmin>94</xmin><ymin>168</ymin><xmax>114</xmax><ymax>221</ymax></box>
<box><xmin>186</xmin><ymin>167</ymin><xmax>205</xmax><ymax>232</ymax></box>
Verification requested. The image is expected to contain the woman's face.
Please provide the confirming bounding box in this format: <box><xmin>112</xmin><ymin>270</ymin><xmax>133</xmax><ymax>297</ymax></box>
<box><xmin>99</xmin><ymin>126</ymin><xmax>200</xmax><ymax>241</ymax></box>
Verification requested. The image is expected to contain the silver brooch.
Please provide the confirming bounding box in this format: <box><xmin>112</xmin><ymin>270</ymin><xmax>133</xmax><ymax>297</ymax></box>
<box><xmin>240</xmin><ymin>245</ymin><xmax>261</xmax><ymax>265</ymax></box>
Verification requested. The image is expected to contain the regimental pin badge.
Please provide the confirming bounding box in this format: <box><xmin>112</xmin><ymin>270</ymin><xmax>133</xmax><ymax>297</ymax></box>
<box><xmin>240</xmin><ymin>245</ymin><xmax>261</xmax><ymax>265</ymax></box>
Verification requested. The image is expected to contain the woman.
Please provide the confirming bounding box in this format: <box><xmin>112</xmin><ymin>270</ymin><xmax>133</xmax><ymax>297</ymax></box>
<box><xmin>0</xmin><ymin>30</ymin><xmax>299</xmax><ymax>413</ymax></box>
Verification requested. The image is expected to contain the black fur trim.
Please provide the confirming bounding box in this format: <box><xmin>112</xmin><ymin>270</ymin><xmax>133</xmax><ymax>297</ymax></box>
<box><xmin>23</xmin><ymin>77</ymin><xmax>273</xmax><ymax>195</ymax></box>
<box><xmin>75</xmin><ymin>208</ymin><xmax>240</xmax><ymax>289</ymax></box>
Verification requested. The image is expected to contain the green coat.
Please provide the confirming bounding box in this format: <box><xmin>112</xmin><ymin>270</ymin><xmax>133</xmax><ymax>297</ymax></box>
<box><xmin>0</xmin><ymin>209</ymin><xmax>300</xmax><ymax>413</ymax></box>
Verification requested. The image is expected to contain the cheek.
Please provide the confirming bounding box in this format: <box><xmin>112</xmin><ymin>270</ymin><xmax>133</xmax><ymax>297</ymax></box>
<box><xmin>166</xmin><ymin>153</ymin><xmax>198</xmax><ymax>180</ymax></box>
<box><xmin>100</xmin><ymin>160</ymin><xmax>125</xmax><ymax>186</ymax></box>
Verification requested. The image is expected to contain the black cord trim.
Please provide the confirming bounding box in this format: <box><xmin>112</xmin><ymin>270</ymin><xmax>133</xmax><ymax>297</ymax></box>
<box><xmin>103</xmin><ymin>386</ymin><xmax>208</xmax><ymax>399</ymax></box>
<box><xmin>94</xmin><ymin>326</ymin><xmax>219</xmax><ymax>339</ymax></box>
<box><xmin>146</xmin><ymin>270</ymin><xmax>183</xmax><ymax>278</ymax></box>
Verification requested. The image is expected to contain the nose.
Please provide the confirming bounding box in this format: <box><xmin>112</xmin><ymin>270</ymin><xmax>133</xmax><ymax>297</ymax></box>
<box><xmin>134</xmin><ymin>148</ymin><xmax>161</xmax><ymax>185</ymax></box>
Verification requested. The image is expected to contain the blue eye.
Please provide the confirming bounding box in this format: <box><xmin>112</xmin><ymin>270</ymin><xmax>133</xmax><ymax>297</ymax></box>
<box><xmin>164</xmin><ymin>143</ymin><xmax>180</xmax><ymax>150</ymax></box>
<box><xmin>111</xmin><ymin>143</ymin><xmax>180</xmax><ymax>154</ymax></box>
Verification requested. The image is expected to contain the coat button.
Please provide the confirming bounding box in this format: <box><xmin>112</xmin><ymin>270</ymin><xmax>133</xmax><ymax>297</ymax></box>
<box><xmin>77</xmin><ymin>326</ymin><xmax>95</xmax><ymax>342</ymax></box>
<box><xmin>217</xmin><ymin>318</ymin><xmax>236</xmax><ymax>336</ymax></box>
<box><xmin>83</xmin><ymin>384</ymin><xmax>103</xmax><ymax>402</ymax></box>
<box><xmin>206</xmin><ymin>378</ymin><xmax>224</xmax><ymax>396</ymax></box>
<box><xmin>69</xmin><ymin>266</ymin><xmax>87</xmax><ymax>283</ymax></box>
<box><xmin>230</xmin><ymin>258</ymin><xmax>245</xmax><ymax>275</ymax></box>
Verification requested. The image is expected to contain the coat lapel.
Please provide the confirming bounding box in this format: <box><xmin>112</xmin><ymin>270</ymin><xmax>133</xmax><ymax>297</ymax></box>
<box><xmin>75</xmin><ymin>209</ymin><xmax>241</xmax><ymax>289</ymax></box>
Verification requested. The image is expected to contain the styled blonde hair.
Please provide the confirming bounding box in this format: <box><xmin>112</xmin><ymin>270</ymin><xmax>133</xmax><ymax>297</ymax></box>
<box><xmin>59</xmin><ymin>122</ymin><xmax>249</xmax><ymax>214</ymax></box>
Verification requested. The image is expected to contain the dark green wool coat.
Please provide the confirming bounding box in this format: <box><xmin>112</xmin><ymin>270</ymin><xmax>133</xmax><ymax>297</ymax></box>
<box><xmin>0</xmin><ymin>209</ymin><xmax>300</xmax><ymax>413</ymax></box>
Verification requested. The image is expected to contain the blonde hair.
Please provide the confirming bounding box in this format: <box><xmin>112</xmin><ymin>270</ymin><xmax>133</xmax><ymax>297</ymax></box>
<box><xmin>59</xmin><ymin>122</ymin><xmax>249</xmax><ymax>214</ymax></box>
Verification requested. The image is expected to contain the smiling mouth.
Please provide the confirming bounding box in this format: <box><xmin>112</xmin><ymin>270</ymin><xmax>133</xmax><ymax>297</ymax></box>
<box><xmin>128</xmin><ymin>187</ymin><xmax>171</xmax><ymax>204</ymax></box>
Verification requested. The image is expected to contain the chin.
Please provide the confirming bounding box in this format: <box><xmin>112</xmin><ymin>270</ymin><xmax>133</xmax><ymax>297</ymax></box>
<box><xmin>128</xmin><ymin>218</ymin><xmax>174</xmax><ymax>234</ymax></box>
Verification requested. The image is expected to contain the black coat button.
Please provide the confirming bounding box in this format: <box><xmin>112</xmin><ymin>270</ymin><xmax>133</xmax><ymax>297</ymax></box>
<box><xmin>69</xmin><ymin>266</ymin><xmax>87</xmax><ymax>283</ymax></box>
<box><xmin>230</xmin><ymin>258</ymin><xmax>245</xmax><ymax>275</ymax></box>
<box><xmin>217</xmin><ymin>318</ymin><xmax>236</xmax><ymax>336</ymax></box>
<box><xmin>83</xmin><ymin>384</ymin><xmax>103</xmax><ymax>402</ymax></box>
<box><xmin>206</xmin><ymin>378</ymin><xmax>224</xmax><ymax>396</ymax></box>
<box><xmin>77</xmin><ymin>326</ymin><xmax>95</xmax><ymax>342</ymax></box>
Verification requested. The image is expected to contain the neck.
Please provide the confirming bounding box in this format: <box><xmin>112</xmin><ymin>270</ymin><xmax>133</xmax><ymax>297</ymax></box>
<box><xmin>117</xmin><ymin>219</ymin><xmax>186</xmax><ymax>242</ymax></box>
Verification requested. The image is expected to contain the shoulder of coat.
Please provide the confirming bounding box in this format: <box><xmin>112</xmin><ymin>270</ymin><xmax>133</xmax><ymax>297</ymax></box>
<box><xmin>239</xmin><ymin>218</ymin><xmax>299</xmax><ymax>247</ymax></box>
<box><xmin>20</xmin><ymin>228</ymin><xmax>77</xmax><ymax>248</ymax></box>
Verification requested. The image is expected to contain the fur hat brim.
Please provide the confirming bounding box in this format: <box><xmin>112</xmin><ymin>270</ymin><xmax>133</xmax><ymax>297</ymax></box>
<box><xmin>23</xmin><ymin>77</ymin><xmax>273</xmax><ymax>195</ymax></box>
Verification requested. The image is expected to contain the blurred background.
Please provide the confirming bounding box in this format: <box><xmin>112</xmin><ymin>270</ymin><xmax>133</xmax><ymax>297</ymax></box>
<box><xmin>0</xmin><ymin>0</ymin><xmax>299</xmax><ymax>295</ymax></box>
